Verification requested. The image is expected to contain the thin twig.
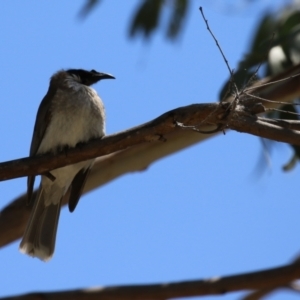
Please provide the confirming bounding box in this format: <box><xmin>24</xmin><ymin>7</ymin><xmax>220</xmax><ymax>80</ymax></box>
<box><xmin>243</xmin><ymin>92</ymin><xmax>300</xmax><ymax>106</ymax></box>
<box><xmin>266</xmin><ymin>108</ymin><xmax>300</xmax><ymax>117</ymax></box>
<box><xmin>244</xmin><ymin>72</ymin><xmax>300</xmax><ymax>92</ymax></box>
<box><xmin>199</xmin><ymin>7</ymin><xmax>234</xmax><ymax>78</ymax></box>
<box><xmin>199</xmin><ymin>6</ymin><xmax>239</xmax><ymax>103</ymax></box>
<box><xmin>198</xmin><ymin>6</ymin><xmax>240</xmax><ymax>134</ymax></box>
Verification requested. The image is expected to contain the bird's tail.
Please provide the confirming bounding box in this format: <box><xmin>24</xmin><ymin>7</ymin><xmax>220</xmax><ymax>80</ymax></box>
<box><xmin>19</xmin><ymin>185</ymin><xmax>62</xmax><ymax>261</ymax></box>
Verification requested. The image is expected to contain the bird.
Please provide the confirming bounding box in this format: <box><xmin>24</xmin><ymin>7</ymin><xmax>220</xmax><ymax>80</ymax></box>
<box><xmin>19</xmin><ymin>68</ymin><xmax>114</xmax><ymax>261</ymax></box>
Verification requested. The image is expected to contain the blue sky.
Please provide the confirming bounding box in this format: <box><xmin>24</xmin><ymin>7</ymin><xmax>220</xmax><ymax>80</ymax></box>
<box><xmin>0</xmin><ymin>1</ymin><xmax>299</xmax><ymax>299</ymax></box>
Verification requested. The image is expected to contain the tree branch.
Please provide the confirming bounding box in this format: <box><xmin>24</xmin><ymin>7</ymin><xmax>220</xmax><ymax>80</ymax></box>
<box><xmin>2</xmin><ymin>260</ymin><xmax>300</xmax><ymax>300</ymax></box>
<box><xmin>0</xmin><ymin>103</ymin><xmax>224</xmax><ymax>181</ymax></box>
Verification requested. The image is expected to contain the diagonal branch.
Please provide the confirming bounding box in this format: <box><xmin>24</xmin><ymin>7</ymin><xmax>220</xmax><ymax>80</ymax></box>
<box><xmin>0</xmin><ymin>103</ymin><xmax>224</xmax><ymax>181</ymax></box>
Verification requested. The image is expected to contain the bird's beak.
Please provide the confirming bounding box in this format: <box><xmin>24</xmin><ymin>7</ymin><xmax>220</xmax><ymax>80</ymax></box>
<box><xmin>97</xmin><ymin>73</ymin><xmax>115</xmax><ymax>80</ymax></box>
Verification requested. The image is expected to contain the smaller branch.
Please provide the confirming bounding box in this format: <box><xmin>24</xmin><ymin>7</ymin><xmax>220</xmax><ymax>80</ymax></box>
<box><xmin>199</xmin><ymin>7</ymin><xmax>234</xmax><ymax>79</ymax></box>
<box><xmin>266</xmin><ymin>107</ymin><xmax>300</xmax><ymax>117</ymax></box>
<box><xmin>261</xmin><ymin>119</ymin><xmax>300</xmax><ymax>131</ymax></box>
<box><xmin>242</xmin><ymin>287</ymin><xmax>287</xmax><ymax>300</ymax></box>
<box><xmin>224</xmin><ymin>63</ymin><xmax>300</xmax><ymax>106</ymax></box>
<box><xmin>244</xmin><ymin>72</ymin><xmax>300</xmax><ymax>92</ymax></box>
<box><xmin>228</xmin><ymin>108</ymin><xmax>300</xmax><ymax>145</ymax></box>
<box><xmin>242</xmin><ymin>254</ymin><xmax>300</xmax><ymax>300</ymax></box>
<box><xmin>2</xmin><ymin>260</ymin><xmax>300</xmax><ymax>300</ymax></box>
<box><xmin>243</xmin><ymin>91</ymin><xmax>300</xmax><ymax>106</ymax></box>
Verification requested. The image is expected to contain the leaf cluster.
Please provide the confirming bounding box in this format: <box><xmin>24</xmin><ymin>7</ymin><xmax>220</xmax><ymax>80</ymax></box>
<box><xmin>218</xmin><ymin>5</ymin><xmax>300</xmax><ymax>167</ymax></box>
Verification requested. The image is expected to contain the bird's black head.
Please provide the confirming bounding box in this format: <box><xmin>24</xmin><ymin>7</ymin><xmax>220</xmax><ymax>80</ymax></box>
<box><xmin>66</xmin><ymin>69</ymin><xmax>115</xmax><ymax>86</ymax></box>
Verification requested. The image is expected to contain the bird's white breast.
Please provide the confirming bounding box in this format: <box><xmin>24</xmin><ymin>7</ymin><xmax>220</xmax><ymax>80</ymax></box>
<box><xmin>38</xmin><ymin>83</ymin><xmax>105</xmax><ymax>154</ymax></box>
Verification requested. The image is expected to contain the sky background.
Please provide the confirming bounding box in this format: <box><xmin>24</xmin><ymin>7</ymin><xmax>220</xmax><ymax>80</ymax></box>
<box><xmin>0</xmin><ymin>1</ymin><xmax>300</xmax><ymax>299</ymax></box>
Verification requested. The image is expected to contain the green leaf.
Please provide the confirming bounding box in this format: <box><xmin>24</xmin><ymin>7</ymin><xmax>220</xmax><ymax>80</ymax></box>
<box><xmin>128</xmin><ymin>0</ymin><xmax>188</xmax><ymax>41</ymax></box>
<box><xmin>277</xmin><ymin>11</ymin><xmax>300</xmax><ymax>65</ymax></box>
<box><xmin>166</xmin><ymin>0</ymin><xmax>189</xmax><ymax>39</ymax></box>
<box><xmin>129</xmin><ymin>0</ymin><xmax>164</xmax><ymax>39</ymax></box>
<box><xmin>239</xmin><ymin>13</ymin><xmax>276</xmax><ymax>70</ymax></box>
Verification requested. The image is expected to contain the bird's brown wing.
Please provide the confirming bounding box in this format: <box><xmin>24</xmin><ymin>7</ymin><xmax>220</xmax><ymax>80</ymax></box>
<box><xmin>27</xmin><ymin>85</ymin><xmax>57</xmax><ymax>205</ymax></box>
<box><xmin>68</xmin><ymin>166</ymin><xmax>92</xmax><ymax>212</ymax></box>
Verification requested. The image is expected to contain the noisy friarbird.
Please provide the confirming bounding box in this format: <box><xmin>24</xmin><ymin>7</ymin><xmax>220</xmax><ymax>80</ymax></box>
<box><xmin>19</xmin><ymin>69</ymin><xmax>114</xmax><ymax>261</ymax></box>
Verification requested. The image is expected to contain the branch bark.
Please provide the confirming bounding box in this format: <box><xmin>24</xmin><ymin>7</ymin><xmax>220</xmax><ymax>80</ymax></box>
<box><xmin>2</xmin><ymin>259</ymin><xmax>300</xmax><ymax>300</ymax></box>
<box><xmin>0</xmin><ymin>103</ymin><xmax>225</xmax><ymax>181</ymax></box>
